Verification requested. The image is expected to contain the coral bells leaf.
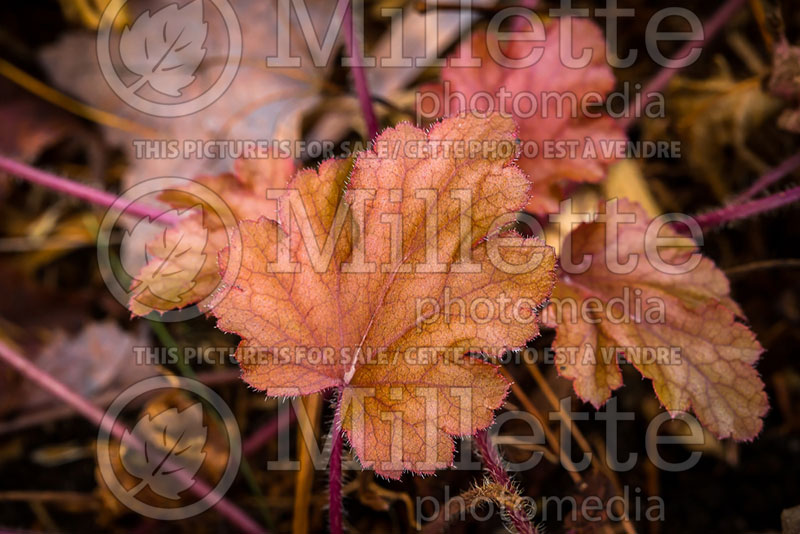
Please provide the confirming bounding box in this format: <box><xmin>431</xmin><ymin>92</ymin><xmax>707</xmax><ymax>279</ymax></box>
<box><xmin>128</xmin><ymin>154</ymin><xmax>295</xmax><ymax>316</ymax></box>
<box><xmin>544</xmin><ymin>199</ymin><xmax>768</xmax><ymax>440</ymax></box>
<box><xmin>210</xmin><ymin>113</ymin><xmax>557</xmax><ymax>477</ymax></box>
<box><xmin>431</xmin><ymin>17</ymin><xmax>627</xmax><ymax>214</ymax></box>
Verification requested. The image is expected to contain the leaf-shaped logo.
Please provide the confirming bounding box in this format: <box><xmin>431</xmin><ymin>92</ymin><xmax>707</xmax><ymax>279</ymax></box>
<box><xmin>119</xmin><ymin>0</ymin><xmax>208</xmax><ymax>97</ymax></box>
<box><xmin>120</xmin><ymin>403</ymin><xmax>208</xmax><ymax>500</ymax></box>
<box><xmin>123</xmin><ymin>207</ymin><xmax>209</xmax><ymax>305</ymax></box>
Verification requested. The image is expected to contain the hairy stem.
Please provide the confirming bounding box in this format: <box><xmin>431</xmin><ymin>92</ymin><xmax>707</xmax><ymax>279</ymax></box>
<box><xmin>0</xmin><ymin>339</ymin><xmax>267</xmax><ymax>534</ymax></box>
<box><xmin>731</xmin><ymin>152</ymin><xmax>800</xmax><ymax>204</ymax></box>
<box><xmin>341</xmin><ymin>0</ymin><xmax>379</xmax><ymax>140</ymax></box>
<box><xmin>329</xmin><ymin>388</ymin><xmax>345</xmax><ymax>534</ymax></box>
<box><xmin>620</xmin><ymin>0</ymin><xmax>747</xmax><ymax>130</ymax></box>
<box><xmin>692</xmin><ymin>185</ymin><xmax>800</xmax><ymax>230</ymax></box>
<box><xmin>473</xmin><ymin>430</ymin><xmax>537</xmax><ymax>534</ymax></box>
<box><xmin>0</xmin><ymin>155</ymin><xmax>176</xmax><ymax>223</ymax></box>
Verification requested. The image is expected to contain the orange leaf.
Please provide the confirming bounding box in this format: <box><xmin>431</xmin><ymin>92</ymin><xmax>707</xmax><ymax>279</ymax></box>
<box><xmin>544</xmin><ymin>199</ymin><xmax>768</xmax><ymax>440</ymax></box>
<box><xmin>128</xmin><ymin>154</ymin><xmax>295</xmax><ymax>316</ymax></box>
<box><xmin>211</xmin><ymin>113</ymin><xmax>557</xmax><ymax>477</ymax></box>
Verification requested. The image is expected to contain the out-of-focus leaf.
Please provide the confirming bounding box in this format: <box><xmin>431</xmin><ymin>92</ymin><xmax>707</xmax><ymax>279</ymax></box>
<box><xmin>21</xmin><ymin>321</ymin><xmax>158</xmax><ymax>410</ymax></box>
<box><xmin>667</xmin><ymin>74</ymin><xmax>782</xmax><ymax>200</ymax></box>
<box><xmin>127</xmin><ymin>154</ymin><xmax>294</xmax><ymax>316</ymax></box>
<box><xmin>40</xmin><ymin>0</ymin><xmax>335</xmax><ymax>189</ymax></box>
<box><xmin>430</xmin><ymin>17</ymin><xmax>626</xmax><ymax>214</ymax></box>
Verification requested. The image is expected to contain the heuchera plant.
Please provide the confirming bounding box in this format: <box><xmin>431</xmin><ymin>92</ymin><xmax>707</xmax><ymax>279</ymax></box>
<box><xmin>0</xmin><ymin>3</ymin><xmax>789</xmax><ymax>533</ymax></box>
<box><xmin>125</xmin><ymin>18</ymin><xmax>769</xmax><ymax>531</ymax></box>
<box><xmin>128</xmin><ymin>112</ymin><xmax>768</xmax><ymax>531</ymax></box>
